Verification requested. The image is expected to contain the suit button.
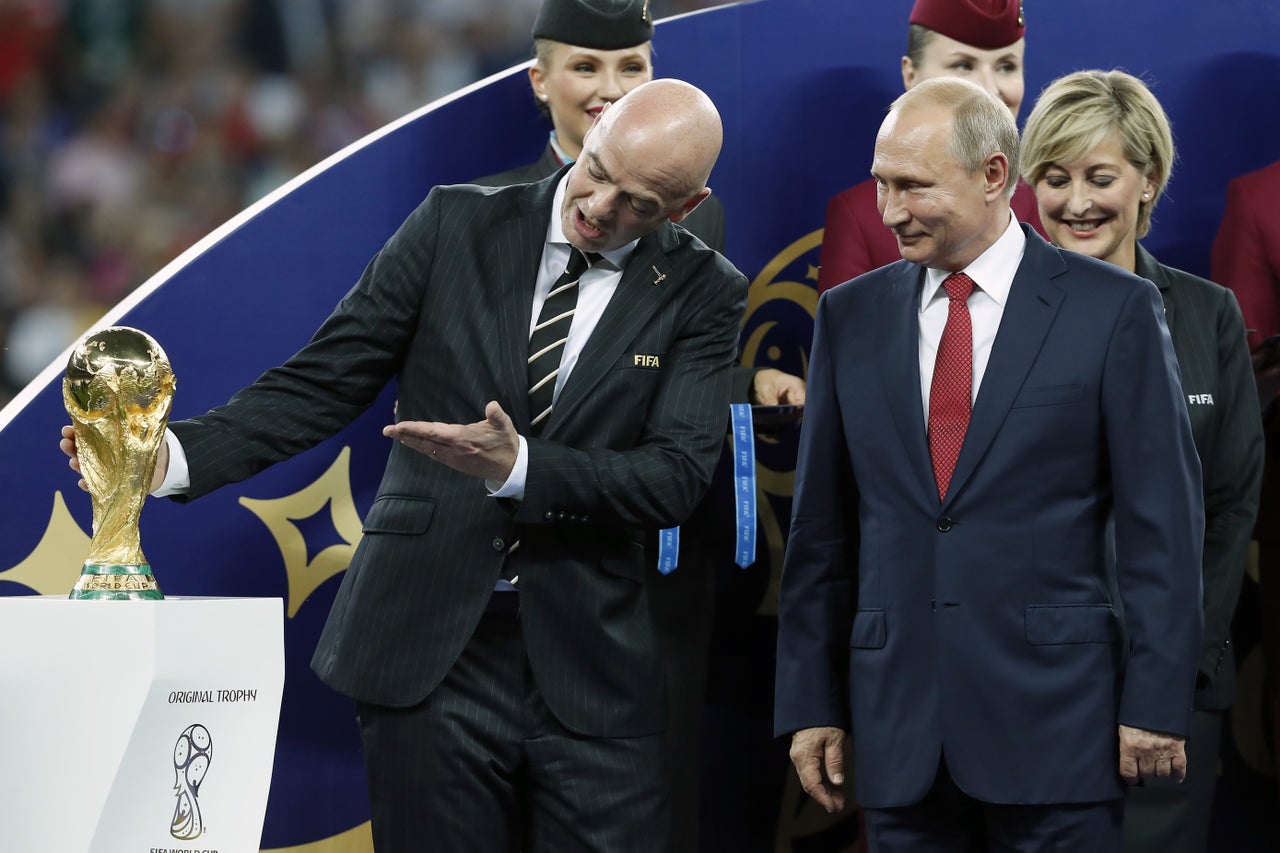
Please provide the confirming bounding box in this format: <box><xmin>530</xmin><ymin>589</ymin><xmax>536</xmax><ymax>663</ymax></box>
<box><xmin>936</xmin><ymin>516</ymin><xmax>953</xmax><ymax>532</ymax></box>
<box><xmin>544</xmin><ymin>510</ymin><xmax>554</xmax><ymax>520</ymax></box>
<box><xmin>492</xmin><ymin>537</ymin><xmax>506</xmax><ymax>551</ymax></box>
<box><xmin>557</xmin><ymin>511</ymin><xmax>567</xmax><ymax>520</ymax></box>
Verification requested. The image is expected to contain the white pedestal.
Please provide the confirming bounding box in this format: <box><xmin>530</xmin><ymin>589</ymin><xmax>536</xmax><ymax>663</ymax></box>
<box><xmin>0</xmin><ymin>596</ymin><xmax>285</xmax><ymax>853</ymax></box>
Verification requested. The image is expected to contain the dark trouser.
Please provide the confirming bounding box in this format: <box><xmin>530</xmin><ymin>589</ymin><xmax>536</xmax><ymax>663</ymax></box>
<box><xmin>864</xmin><ymin>759</ymin><xmax>1123</xmax><ymax>853</ymax></box>
<box><xmin>1122</xmin><ymin>708</ymin><xmax>1222</xmax><ymax>853</ymax></box>
<box><xmin>646</xmin><ymin>541</ymin><xmax>718</xmax><ymax>853</ymax></box>
<box><xmin>1264</xmin><ymin>541</ymin><xmax>1280</xmax><ymax>797</ymax></box>
<box><xmin>356</xmin><ymin>602</ymin><xmax>672</xmax><ymax>853</ymax></box>
<box><xmin>1259</xmin><ymin>406</ymin><xmax>1280</xmax><ymax>793</ymax></box>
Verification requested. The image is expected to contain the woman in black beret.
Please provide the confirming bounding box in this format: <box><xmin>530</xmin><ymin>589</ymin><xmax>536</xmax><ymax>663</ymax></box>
<box><xmin>474</xmin><ymin>0</ymin><xmax>724</xmax><ymax>251</ymax></box>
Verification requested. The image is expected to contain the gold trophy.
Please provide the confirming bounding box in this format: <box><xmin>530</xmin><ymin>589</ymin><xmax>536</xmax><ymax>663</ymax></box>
<box><xmin>63</xmin><ymin>327</ymin><xmax>175</xmax><ymax>600</ymax></box>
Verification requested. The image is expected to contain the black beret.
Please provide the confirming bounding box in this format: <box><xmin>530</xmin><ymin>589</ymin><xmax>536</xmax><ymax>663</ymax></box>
<box><xmin>532</xmin><ymin>0</ymin><xmax>654</xmax><ymax>50</ymax></box>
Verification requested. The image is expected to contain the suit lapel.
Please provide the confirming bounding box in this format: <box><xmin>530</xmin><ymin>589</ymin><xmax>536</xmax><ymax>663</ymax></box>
<box><xmin>544</xmin><ymin>224</ymin><xmax>677</xmax><ymax>435</ymax></box>
<box><xmin>943</xmin><ymin>230</ymin><xmax>1067</xmax><ymax>509</ymax></box>
<box><xmin>495</xmin><ymin>174</ymin><xmax>561</xmax><ymax>433</ymax></box>
<box><xmin>1135</xmin><ymin>244</ymin><xmax>1174</xmax><ymax>332</ymax></box>
<box><xmin>877</xmin><ymin>263</ymin><xmax>937</xmax><ymax>501</ymax></box>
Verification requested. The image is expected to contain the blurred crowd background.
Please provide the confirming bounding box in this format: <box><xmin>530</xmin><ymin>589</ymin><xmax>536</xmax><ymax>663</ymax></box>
<box><xmin>0</xmin><ymin>0</ymin><xmax>725</xmax><ymax>406</ymax></box>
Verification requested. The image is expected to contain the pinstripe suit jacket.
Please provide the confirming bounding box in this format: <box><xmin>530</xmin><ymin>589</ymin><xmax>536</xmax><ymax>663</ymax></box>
<box><xmin>169</xmin><ymin>170</ymin><xmax>749</xmax><ymax>737</ymax></box>
<box><xmin>1136</xmin><ymin>244</ymin><xmax>1263</xmax><ymax>710</ymax></box>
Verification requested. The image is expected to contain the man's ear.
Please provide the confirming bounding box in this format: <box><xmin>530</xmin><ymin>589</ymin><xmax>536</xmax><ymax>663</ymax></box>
<box><xmin>669</xmin><ymin>187</ymin><xmax>712</xmax><ymax>223</ymax></box>
<box><xmin>984</xmin><ymin>153</ymin><xmax>1011</xmax><ymax>201</ymax></box>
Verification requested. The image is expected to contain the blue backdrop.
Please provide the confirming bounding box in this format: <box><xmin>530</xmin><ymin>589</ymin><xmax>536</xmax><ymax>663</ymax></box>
<box><xmin>1</xmin><ymin>1</ymin><xmax>1276</xmax><ymax>849</ymax></box>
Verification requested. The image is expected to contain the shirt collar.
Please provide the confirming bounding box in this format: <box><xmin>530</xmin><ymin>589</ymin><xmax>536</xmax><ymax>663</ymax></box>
<box><xmin>549</xmin><ymin>131</ymin><xmax>573</xmax><ymax>167</ymax></box>
<box><xmin>921</xmin><ymin>213</ymin><xmax>1026</xmax><ymax>311</ymax></box>
<box><xmin>548</xmin><ymin>173</ymin><xmax>639</xmax><ymax>269</ymax></box>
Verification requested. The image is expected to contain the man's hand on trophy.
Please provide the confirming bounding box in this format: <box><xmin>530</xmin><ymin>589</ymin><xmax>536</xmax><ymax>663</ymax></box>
<box><xmin>61</xmin><ymin>425</ymin><xmax>170</xmax><ymax>494</ymax></box>
<box><xmin>60</xmin><ymin>425</ymin><xmax>88</xmax><ymax>491</ymax></box>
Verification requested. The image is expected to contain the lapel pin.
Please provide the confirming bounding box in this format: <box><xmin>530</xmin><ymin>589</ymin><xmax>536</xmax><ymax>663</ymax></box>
<box><xmin>651</xmin><ymin>265</ymin><xmax>666</xmax><ymax>286</ymax></box>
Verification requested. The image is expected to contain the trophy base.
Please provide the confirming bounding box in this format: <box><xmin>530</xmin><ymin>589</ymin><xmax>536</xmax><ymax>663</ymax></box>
<box><xmin>68</xmin><ymin>564</ymin><xmax>164</xmax><ymax>601</ymax></box>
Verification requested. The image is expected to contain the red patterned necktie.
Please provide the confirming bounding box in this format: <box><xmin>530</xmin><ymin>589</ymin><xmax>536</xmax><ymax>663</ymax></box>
<box><xmin>928</xmin><ymin>272</ymin><xmax>975</xmax><ymax>502</ymax></box>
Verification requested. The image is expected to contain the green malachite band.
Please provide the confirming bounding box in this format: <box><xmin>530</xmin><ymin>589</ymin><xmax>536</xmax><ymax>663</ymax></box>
<box><xmin>78</xmin><ymin>564</ymin><xmax>154</xmax><ymax>575</ymax></box>
<box><xmin>70</xmin><ymin>562</ymin><xmax>162</xmax><ymax>601</ymax></box>
<box><xmin>69</xmin><ymin>588</ymin><xmax>164</xmax><ymax>601</ymax></box>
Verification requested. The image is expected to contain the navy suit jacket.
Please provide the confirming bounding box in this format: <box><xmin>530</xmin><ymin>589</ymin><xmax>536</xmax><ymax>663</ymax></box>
<box><xmin>170</xmin><ymin>170</ymin><xmax>748</xmax><ymax>738</ymax></box>
<box><xmin>775</xmin><ymin>226</ymin><xmax>1204</xmax><ymax>807</ymax></box>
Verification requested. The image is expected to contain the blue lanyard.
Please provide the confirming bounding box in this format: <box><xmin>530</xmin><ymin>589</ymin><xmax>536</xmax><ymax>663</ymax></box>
<box><xmin>731</xmin><ymin>403</ymin><xmax>757</xmax><ymax>568</ymax></box>
<box><xmin>656</xmin><ymin>526</ymin><xmax>680</xmax><ymax>575</ymax></box>
<box><xmin>657</xmin><ymin>404</ymin><xmax>757</xmax><ymax>574</ymax></box>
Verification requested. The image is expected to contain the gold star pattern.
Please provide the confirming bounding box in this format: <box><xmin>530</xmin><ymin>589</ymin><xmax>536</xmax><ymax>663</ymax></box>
<box><xmin>0</xmin><ymin>491</ymin><xmax>92</xmax><ymax>595</ymax></box>
<box><xmin>239</xmin><ymin>447</ymin><xmax>364</xmax><ymax>618</ymax></box>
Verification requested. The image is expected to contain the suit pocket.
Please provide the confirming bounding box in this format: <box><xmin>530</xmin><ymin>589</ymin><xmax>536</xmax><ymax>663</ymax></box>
<box><xmin>362</xmin><ymin>495</ymin><xmax>437</xmax><ymax>534</ymax></box>
<box><xmin>1025</xmin><ymin>604</ymin><xmax>1119</xmax><ymax>645</ymax></box>
<box><xmin>1010</xmin><ymin>383</ymin><xmax>1085</xmax><ymax>408</ymax></box>
<box><xmin>597</xmin><ymin>536</ymin><xmax>645</xmax><ymax>583</ymax></box>
<box><xmin>849</xmin><ymin>609</ymin><xmax>887</xmax><ymax>649</ymax></box>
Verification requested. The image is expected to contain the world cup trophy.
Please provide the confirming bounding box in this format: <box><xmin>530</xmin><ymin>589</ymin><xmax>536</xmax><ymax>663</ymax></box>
<box><xmin>63</xmin><ymin>327</ymin><xmax>175</xmax><ymax>600</ymax></box>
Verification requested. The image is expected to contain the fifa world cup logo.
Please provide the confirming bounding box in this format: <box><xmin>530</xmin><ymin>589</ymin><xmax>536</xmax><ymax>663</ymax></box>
<box><xmin>171</xmin><ymin>724</ymin><xmax>213</xmax><ymax>840</ymax></box>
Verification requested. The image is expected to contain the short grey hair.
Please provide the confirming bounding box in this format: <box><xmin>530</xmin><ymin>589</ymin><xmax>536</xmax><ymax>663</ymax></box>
<box><xmin>892</xmin><ymin>77</ymin><xmax>1021</xmax><ymax>199</ymax></box>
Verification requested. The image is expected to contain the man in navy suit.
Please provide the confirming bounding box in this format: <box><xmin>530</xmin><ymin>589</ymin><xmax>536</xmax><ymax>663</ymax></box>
<box><xmin>774</xmin><ymin>78</ymin><xmax>1204</xmax><ymax>850</ymax></box>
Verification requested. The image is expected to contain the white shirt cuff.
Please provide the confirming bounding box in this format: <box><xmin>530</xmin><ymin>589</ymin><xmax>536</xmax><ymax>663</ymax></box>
<box><xmin>487</xmin><ymin>435</ymin><xmax>528</xmax><ymax>499</ymax></box>
<box><xmin>152</xmin><ymin>428</ymin><xmax>191</xmax><ymax>497</ymax></box>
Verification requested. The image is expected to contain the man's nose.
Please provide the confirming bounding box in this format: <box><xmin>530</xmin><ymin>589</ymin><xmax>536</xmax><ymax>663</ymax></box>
<box><xmin>880</xmin><ymin>189</ymin><xmax>909</xmax><ymax>227</ymax></box>
<box><xmin>587</xmin><ymin>188</ymin><xmax>618</xmax><ymax>220</ymax></box>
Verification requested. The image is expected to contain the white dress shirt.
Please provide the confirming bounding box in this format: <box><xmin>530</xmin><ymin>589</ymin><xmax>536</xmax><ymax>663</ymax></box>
<box><xmin>918</xmin><ymin>214</ymin><xmax>1026</xmax><ymax>419</ymax></box>
<box><xmin>488</xmin><ymin>174</ymin><xmax>638</xmax><ymax>497</ymax></box>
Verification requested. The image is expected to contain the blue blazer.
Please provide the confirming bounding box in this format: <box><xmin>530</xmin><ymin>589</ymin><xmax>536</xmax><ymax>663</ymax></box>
<box><xmin>775</xmin><ymin>227</ymin><xmax>1204</xmax><ymax>807</ymax></box>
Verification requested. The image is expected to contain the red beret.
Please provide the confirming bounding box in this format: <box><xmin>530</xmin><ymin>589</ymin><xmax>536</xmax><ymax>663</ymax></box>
<box><xmin>909</xmin><ymin>0</ymin><xmax>1026</xmax><ymax>49</ymax></box>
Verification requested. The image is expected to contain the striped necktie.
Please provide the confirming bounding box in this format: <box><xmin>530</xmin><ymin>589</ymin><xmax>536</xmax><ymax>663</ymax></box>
<box><xmin>528</xmin><ymin>247</ymin><xmax>598</xmax><ymax>434</ymax></box>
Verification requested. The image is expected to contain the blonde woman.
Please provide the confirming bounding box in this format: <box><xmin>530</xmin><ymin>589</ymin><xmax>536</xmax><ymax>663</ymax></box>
<box><xmin>1022</xmin><ymin>69</ymin><xmax>1263</xmax><ymax>853</ymax></box>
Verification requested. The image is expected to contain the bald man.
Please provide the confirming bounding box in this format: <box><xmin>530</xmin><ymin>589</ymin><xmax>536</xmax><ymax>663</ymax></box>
<box><xmin>70</xmin><ymin>79</ymin><xmax>748</xmax><ymax>853</ymax></box>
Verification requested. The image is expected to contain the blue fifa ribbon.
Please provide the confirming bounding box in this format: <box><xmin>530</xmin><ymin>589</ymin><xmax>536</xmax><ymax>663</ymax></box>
<box><xmin>731</xmin><ymin>403</ymin><xmax>757</xmax><ymax>568</ymax></box>
<box><xmin>657</xmin><ymin>526</ymin><xmax>680</xmax><ymax>575</ymax></box>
